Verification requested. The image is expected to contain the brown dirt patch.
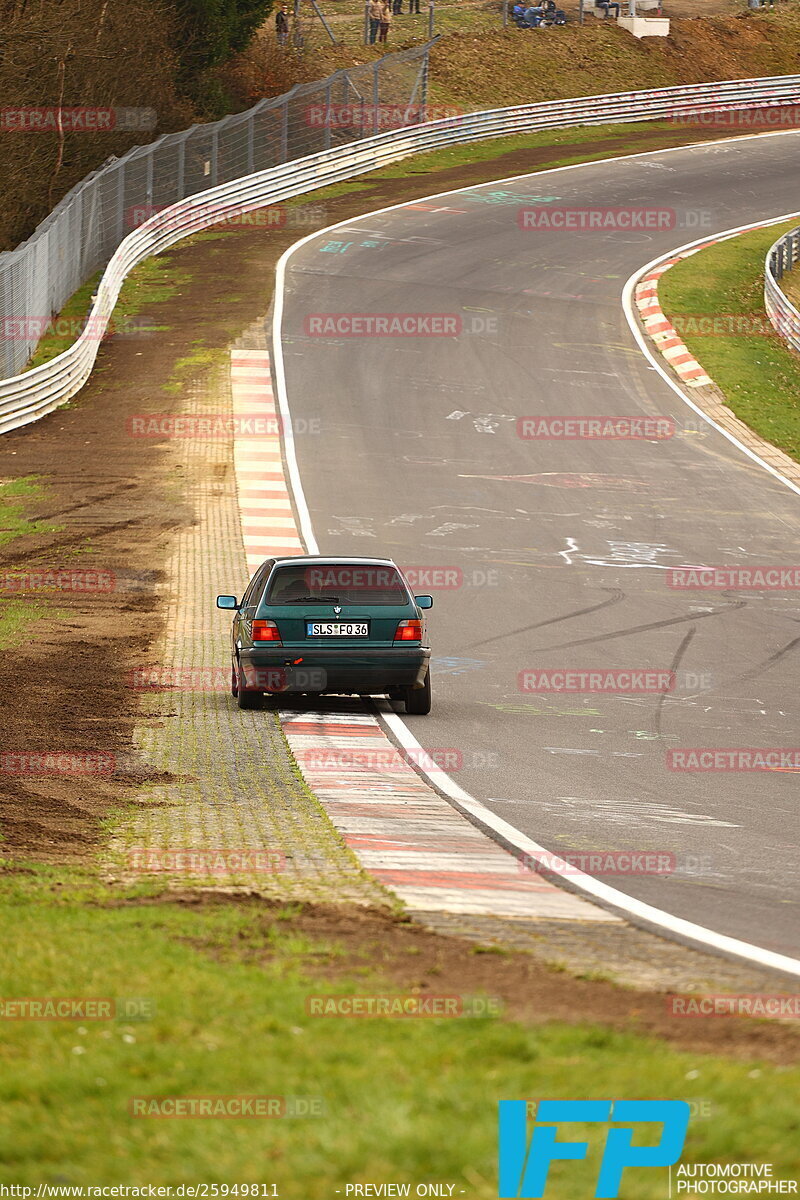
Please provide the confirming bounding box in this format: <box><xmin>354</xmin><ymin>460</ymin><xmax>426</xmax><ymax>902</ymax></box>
<box><xmin>159</xmin><ymin>893</ymin><xmax>800</xmax><ymax>1058</ymax></box>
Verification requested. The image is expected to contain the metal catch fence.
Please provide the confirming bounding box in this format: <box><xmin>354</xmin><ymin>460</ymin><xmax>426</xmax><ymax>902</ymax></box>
<box><xmin>3</xmin><ymin>72</ymin><xmax>800</xmax><ymax>434</ymax></box>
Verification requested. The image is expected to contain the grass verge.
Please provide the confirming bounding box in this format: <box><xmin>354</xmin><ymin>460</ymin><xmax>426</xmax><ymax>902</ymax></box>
<box><xmin>24</xmin><ymin>255</ymin><xmax>190</xmax><ymax>373</ymax></box>
<box><xmin>0</xmin><ymin>864</ymin><xmax>799</xmax><ymax>1192</ymax></box>
<box><xmin>658</xmin><ymin>219</ymin><xmax>800</xmax><ymax>464</ymax></box>
<box><xmin>0</xmin><ymin>477</ymin><xmax>56</xmax><ymax>646</ymax></box>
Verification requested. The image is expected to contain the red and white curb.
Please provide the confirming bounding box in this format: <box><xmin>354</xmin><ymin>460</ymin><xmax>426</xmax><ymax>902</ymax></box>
<box><xmin>230</xmin><ymin>347</ymin><xmax>617</xmax><ymax>923</ymax></box>
<box><xmin>231</xmin><ymin>348</ymin><xmax>303</xmax><ymax>572</ymax></box>
<box><xmin>280</xmin><ymin>709</ymin><xmax>617</xmax><ymax>919</ymax></box>
<box><xmin>634</xmin><ymin>247</ymin><xmax>714</xmax><ymax>387</ymax></box>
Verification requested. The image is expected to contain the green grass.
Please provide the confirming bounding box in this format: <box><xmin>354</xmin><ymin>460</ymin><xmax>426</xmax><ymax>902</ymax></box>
<box><xmin>0</xmin><ymin>475</ymin><xmax>54</xmax><ymax>548</ymax></box>
<box><xmin>658</xmin><ymin>219</ymin><xmax>800</xmax><ymax>463</ymax></box>
<box><xmin>0</xmin><ymin>596</ymin><xmax>44</xmax><ymax>649</ymax></box>
<box><xmin>25</xmin><ymin>255</ymin><xmax>192</xmax><ymax>372</ymax></box>
<box><xmin>163</xmin><ymin>346</ymin><xmax>228</xmax><ymax>393</ymax></box>
<box><xmin>0</xmin><ymin>476</ymin><xmax>61</xmax><ymax>647</ymax></box>
<box><xmin>0</xmin><ymin>864</ymin><xmax>798</xmax><ymax>1193</ymax></box>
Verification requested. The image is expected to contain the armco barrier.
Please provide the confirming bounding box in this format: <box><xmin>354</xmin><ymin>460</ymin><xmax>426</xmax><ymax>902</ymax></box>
<box><xmin>3</xmin><ymin>75</ymin><xmax>800</xmax><ymax>436</ymax></box>
<box><xmin>765</xmin><ymin>224</ymin><xmax>800</xmax><ymax>353</ymax></box>
<box><xmin>0</xmin><ymin>43</ymin><xmax>435</xmax><ymax>380</ymax></box>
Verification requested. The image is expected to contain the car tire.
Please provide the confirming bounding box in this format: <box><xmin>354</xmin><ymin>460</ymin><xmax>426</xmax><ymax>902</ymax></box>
<box><xmin>231</xmin><ymin>663</ymin><xmax>238</xmax><ymax>697</ymax></box>
<box><xmin>404</xmin><ymin>668</ymin><xmax>431</xmax><ymax>715</ymax></box>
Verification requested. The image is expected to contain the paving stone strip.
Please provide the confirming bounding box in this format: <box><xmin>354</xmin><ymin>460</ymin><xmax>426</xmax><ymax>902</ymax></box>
<box><xmin>107</xmin><ymin>357</ymin><xmax>387</xmax><ymax>905</ymax></box>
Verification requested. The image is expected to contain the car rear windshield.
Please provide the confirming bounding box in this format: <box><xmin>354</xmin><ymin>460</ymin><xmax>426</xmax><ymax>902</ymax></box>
<box><xmin>265</xmin><ymin>563</ymin><xmax>409</xmax><ymax>606</ymax></box>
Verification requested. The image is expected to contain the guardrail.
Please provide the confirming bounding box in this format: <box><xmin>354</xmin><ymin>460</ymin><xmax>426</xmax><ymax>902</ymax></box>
<box><xmin>765</xmin><ymin>224</ymin><xmax>800</xmax><ymax>353</ymax></box>
<box><xmin>3</xmin><ymin>74</ymin><xmax>800</xmax><ymax>436</ymax></box>
<box><xmin>0</xmin><ymin>42</ymin><xmax>434</xmax><ymax>381</ymax></box>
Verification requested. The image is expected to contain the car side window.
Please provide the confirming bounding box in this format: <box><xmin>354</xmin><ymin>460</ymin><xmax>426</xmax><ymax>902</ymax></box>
<box><xmin>240</xmin><ymin>560</ymin><xmax>274</xmax><ymax>617</ymax></box>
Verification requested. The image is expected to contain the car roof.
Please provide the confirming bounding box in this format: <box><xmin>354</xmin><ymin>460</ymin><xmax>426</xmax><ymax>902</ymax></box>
<box><xmin>270</xmin><ymin>556</ymin><xmax>398</xmax><ymax>566</ymax></box>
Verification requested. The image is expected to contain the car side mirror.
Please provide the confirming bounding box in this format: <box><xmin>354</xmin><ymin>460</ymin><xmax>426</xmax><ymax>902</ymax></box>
<box><xmin>415</xmin><ymin>595</ymin><xmax>433</xmax><ymax>610</ymax></box>
<box><xmin>216</xmin><ymin>594</ymin><xmax>239</xmax><ymax>610</ymax></box>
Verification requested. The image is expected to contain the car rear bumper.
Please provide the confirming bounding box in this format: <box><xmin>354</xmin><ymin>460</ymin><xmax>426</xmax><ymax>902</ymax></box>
<box><xmin>238</xmin><ymin>646</ymin><xmax>430</xmax><ymax>693</ymax></box>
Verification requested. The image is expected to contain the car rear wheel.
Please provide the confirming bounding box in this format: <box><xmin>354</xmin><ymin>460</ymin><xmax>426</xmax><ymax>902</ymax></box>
<box><xmin>230</xmin><ymin>663</ymin><xmax>238</xmax><ymax>697</ymax></box>
<box><xmin>404</xmin><ymin>668</ymin><xmax>431</xmax><ymax>715</ymax></box>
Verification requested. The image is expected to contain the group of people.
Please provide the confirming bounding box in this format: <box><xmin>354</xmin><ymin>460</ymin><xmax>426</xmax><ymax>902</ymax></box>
<box><xmin>276</xmin><ymin>0</ymin><xmax>423</xmax><ymax>47</ymax></box>
<box><xmin>511</xmin><ymin>0</ymin><xmax>567</xmax><ymax>24</ymax></box>
<box><xmin>367</xmin><ymin>0</ymin><xmax>421</xmax><ymax>43</ymax></box>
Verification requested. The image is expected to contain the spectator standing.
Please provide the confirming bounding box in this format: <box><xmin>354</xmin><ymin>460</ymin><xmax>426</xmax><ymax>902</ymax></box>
<box><xmin>393</xmin><ymin>0</ymin><xmax>403</xmax><ymax>13</ymax></box>
<box><xmin>368</xmin><ymin>0</ymin><xmax>382</xmax><ymax>41</ymax></box>
<box><xmin>275</xmin><ymin>3</ymin><xmax>289</xmax><ymax>43</ymax></box>
<box><xmin>378</xmin><ymin>0</ymin><xmax>392</xmax><ymax>40</ymax></box>
<box><xmin>408</xmin><ymin>0</ymin><xmax>421</xmax><ymax>12</ymax></box>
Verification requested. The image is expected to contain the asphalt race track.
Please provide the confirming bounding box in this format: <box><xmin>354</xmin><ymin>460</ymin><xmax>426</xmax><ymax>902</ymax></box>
<box><xmin>277</xmin><ymin>132</ymin><xmax>800</xmax><ymax>960</ymax></box>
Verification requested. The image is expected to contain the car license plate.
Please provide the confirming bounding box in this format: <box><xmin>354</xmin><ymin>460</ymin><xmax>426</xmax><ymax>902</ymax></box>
<box><xmin>306</xmin><ymin>621</ymin><xmax>369</xmax><ymax>637</ymax></box>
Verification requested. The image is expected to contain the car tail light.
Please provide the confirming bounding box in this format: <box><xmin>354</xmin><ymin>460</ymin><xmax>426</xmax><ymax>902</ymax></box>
<box><xmin>394</xmin><ymin>619</ymin><xmax>422</xmax><ymax>642</ymax></box>
<box><xmin>252</xmin><ymin>619</ymin><xmax>282</xmax><ymax>643</ymax></box>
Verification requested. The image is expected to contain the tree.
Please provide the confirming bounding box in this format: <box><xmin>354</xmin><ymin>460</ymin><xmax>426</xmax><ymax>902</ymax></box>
<box><xmin>171</xmin><ymin>0</ymin><xmax>273</xmax><ymax>79</ymax></box>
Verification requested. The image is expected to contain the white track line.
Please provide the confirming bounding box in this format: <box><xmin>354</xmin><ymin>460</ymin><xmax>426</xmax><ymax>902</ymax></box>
<box><xmin>271</xmin><ymin>136</ymin><xmax>800</xmax><ymax>977</ymax></box>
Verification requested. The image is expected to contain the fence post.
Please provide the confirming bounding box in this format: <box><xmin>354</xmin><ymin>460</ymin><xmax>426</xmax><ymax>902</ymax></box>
<box><xmin>322</xmin><ymin>83</ymin><xmax>332</xmax><ymax>151</ymax></box>
<box><xmin>115</xmin><ymin>160</ymin><xmax>125</xmax><ymax>244</ymax></box>
<box><xmin>210</xmin><ymin>128</ymin><xmax>219</xmax><ymax>187</ymax></box>
<box><xmin>247</xmin><ymin>113</ymin><xmax>256</xmax><ymax>174</ymax></box>
<box><xmin>363</xmin><ymin>0</ymin><xmax>370</xmax><ymax>44</ymax></box>
<box><xmin>420</xmin><ymin>44</ymin><xmax>430</xmax><ymax>117</ymax></box>
<box><xmin>177</xmin><ymin>136</ymin><xmax>186</xmax><ymax>199</ymax></box>
<box><xmin>280</xmin><ymin>97</ymin><xmax>290</xmax><ymax>162</ymax></box>
<box><xmin>372</xmin><ymin>60</ymin><xmax>380</xmax><ymax>137</ymax></box>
